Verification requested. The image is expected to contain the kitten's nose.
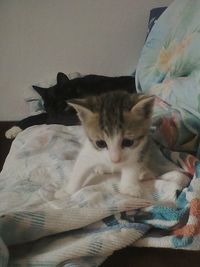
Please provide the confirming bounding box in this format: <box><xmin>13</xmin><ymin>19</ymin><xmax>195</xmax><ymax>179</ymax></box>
<box><xmin>109</xmin><ymin>149</ymin><xmax>121</xmax><ymax>163</ymax></box>
<box><xmin>110</xmin><ymin>155</ymin><xmax>121</xmax><ymax>163</ymax></box>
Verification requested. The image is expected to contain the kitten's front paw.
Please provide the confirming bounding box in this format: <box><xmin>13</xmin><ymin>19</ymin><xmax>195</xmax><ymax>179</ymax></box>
<box><xmin>5</xmin><ymin>126</ymin><xmax>22</xmax><ymax>139</ymax></box>
<box><xmin>119</xmin><ymin>182</ymin><xmax>142</xmax><ymax>198</ymax></box>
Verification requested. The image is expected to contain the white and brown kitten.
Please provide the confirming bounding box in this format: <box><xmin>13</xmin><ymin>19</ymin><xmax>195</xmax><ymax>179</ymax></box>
<box><xmin>56</xmin><ymin>91</ymin><xmax>189</xmax><ymax>198</ymax></box>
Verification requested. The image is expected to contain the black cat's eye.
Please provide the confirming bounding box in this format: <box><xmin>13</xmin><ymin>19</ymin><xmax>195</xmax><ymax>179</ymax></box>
<box><xmin>95</xmin><ymin>140</ymin><xmax>107</xmax><ymax>149</ymax></box>
<box><xmin>121</xmin><ymin>138</ymin><xmax>134</xmax><ymax>148</ymax></box>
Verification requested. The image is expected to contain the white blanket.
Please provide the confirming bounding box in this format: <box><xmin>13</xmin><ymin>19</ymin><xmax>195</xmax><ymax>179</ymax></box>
<box><xmin>0</xmin><ymin>124</ymin><xmax>191</xmax><ymax>266</ymax></box>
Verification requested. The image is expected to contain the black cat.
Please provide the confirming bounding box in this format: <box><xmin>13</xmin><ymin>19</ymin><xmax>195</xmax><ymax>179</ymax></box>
<box><xmin>33</xmin><ymin>72</ymin><xmax>136</xmax><ymax>117</ymax></box>
<box><xmin>5</xmin><ymin>72</ymin><xmax>136</xmax><ymax>139</ymax></box>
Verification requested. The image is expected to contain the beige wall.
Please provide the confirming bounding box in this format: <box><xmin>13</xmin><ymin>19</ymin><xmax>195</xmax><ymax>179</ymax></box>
<box><xmin>0</xmin><ymin>0</ymin><xmax>173</xmax><ymax>120</ymax></box>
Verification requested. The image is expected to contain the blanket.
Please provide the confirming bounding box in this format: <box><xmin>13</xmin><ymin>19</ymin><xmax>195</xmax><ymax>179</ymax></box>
<box><xmin>0</xmin><ymin>95</ymin><xmax>199</xmax><ymax>267</ymax></box>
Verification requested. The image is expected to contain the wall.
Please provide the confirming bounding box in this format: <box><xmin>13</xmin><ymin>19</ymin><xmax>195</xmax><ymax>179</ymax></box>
<box><xmin>0</xmin><ymin>0</ymin><xmax>173</xmax><ymax>120</ymax></box>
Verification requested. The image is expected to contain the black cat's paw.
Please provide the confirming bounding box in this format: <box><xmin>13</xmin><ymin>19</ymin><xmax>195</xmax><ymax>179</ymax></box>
<box><xmin>5</xmin><ymin>126</ymin><xmax>22</xmax><ymax>139</ymax></box>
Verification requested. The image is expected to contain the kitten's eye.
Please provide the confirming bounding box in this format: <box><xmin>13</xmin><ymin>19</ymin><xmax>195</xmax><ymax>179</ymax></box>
<box><xmin>95</xmin><ymin>140</ymin><xmax>107</xmax><ymax>149</ymax></box>
<box><xmin>121</xmin><ymin>138</ymin><xmax>134</xmax><ymax>148</ymax></box>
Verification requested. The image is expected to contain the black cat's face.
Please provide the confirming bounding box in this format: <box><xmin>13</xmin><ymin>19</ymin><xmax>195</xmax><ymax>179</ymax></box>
<box><xmin>43</xmin><ymin>92</ymin><xmax>67</xmax><ymax>116</ymax></box>
<box><xmin>32</xmin><ymin>72</ymin><xmax>70</xmax><ymax>116</ymax></box>
<box><xmin>33</xmin><ymin>85</ymin><xmax>67</xmax><ymax>116</ymax></box>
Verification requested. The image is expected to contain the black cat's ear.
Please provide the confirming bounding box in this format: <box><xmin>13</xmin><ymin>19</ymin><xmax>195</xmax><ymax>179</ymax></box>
<box><xmin>131</xmin><ymin>95</ymin><xmax>155</xmax><ymax>119</ymax></box>
<box><xmin>57</xmin><ymin>72</ymin><xmax>69</xmax><ymax>87</ymax></box>
<box><xmin>32</xmin><ymin>86</ymin><xmax>46</xmax><ymax>98</ymax></box>
<box><xmin>67</xmin><ymin>99</ymin><xmax>93</xmax><ymax>121</ymax></box>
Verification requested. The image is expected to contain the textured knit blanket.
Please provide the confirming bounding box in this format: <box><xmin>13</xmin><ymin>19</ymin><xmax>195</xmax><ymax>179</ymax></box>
<box><xmin>0</xmin><ymin>96</ymin><xmax>199</xmax><ymax>267</ymax></box>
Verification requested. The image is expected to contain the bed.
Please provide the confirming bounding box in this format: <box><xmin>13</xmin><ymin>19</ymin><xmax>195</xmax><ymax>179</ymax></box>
<box><xmin>1</xmin><ymin>0</ymin><xmax>200</xmax><ymax>266</ymax></box>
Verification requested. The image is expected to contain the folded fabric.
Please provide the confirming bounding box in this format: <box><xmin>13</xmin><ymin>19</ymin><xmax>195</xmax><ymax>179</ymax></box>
<box><xmin>136</xmin><ymin>0</ymin><xmax>200</xmax><ymax>117</ymax></box>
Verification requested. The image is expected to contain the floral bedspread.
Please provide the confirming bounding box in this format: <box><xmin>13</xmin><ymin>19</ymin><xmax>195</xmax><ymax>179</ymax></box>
<box><xmin>136</xmin><ymin>0</ymin><xmax>200</xmax><ymax>116</ymax></box>
<box><xmin>135</xmin><ymin>0</ymin><xmax>200</xmax><ymax>251</ymax></box>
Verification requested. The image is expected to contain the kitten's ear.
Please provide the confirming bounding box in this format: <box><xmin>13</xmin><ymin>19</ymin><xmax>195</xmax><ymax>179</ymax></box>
<box><xmin>32</xmin><ymin>86</ymin><xmax>46</xmax><ymax>98</ymax></box>
<box><xmin>57</xmin><ymin>72</ymin><xmax>69</xmax><ymax>87</ymax></box>
<box><xmin>67</xmin><ymin>99</ymin><xmax>93</xmax><ymax>121</ymax></box>
<box><xmin>131</xmin><ymin>95</ymin><xmax>155</xmax><ymax>119</ymax></box>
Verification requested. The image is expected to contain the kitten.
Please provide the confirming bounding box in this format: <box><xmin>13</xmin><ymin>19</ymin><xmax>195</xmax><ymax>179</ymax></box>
<box><xmin>56</xmin><ymin>91</ymin><xmax>189</xmax><ymax>198</ymax></box>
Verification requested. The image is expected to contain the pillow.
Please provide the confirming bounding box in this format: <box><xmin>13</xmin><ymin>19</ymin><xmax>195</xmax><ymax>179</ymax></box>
<box><xmin>131</xmin><ymin>6</ymin><xmax>167</xmax><ymax>76</ymax></box>
<box><xmin>136</xmin><ymin>0</ymin><xmax>200</xmax><ymax>116</ymax></box>
<box><xmin>146</xmin><ymin>7</ymin><xmax>167</xmax><ymax>37</ymax></box>
<box><xmin>25</xmin><ymin>97</ymin><xmax>44</xmax><ymax>116</ymax></box>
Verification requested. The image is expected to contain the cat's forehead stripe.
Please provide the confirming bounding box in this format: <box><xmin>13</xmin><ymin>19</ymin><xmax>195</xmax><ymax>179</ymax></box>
<box><xmin>98</xmin><ymin>95</ymin><xmax>126</xmax><ymax>136</ymax></box>
<box><xmin>84</xmin><ymin>91</ymin><xmax>151</xmax><ymax>137</ymax></box>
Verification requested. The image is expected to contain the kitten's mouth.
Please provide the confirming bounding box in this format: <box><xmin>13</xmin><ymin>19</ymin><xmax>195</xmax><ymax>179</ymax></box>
<box><xmin>110</xmin><ymin>158</ymin><xmax>124</xmax><ymax>164</ymax></box>
<box><xmin>111</xmin><ymin>160</ymin><xmax>121</xmax><ymax>164</ymax></box>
